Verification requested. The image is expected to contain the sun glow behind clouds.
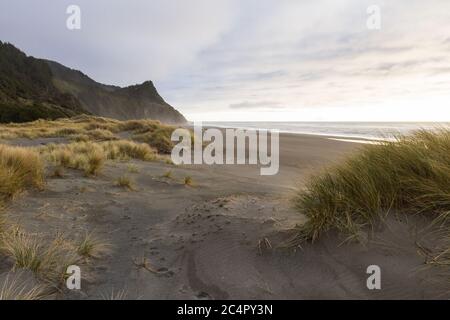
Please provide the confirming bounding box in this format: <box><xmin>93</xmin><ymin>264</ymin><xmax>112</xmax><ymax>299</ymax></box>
<box><xmin>189</xmin><ymin>103</ymin><xmax>450</xmax><ymax>122</ymax></box>
<box><xmin>189</xmin><ymin>90</ymin><xmax>450</xmax><ymax>122</ymax></box>
<box><xmin>163</xmin><ymin>0</ymin><xmax>450</xmax><ymax>122</ymax></box>
<box><xmin>1</xmin><ymin>0</ymin><xmax>450</xmax><ymax>121</ymax></box>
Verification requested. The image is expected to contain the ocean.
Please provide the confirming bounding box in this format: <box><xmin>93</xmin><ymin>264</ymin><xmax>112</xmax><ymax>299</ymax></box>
<box><xmin>201</xmin><ymin>122</ymin><xmax>450</xmax><ymax>141</ymax></box>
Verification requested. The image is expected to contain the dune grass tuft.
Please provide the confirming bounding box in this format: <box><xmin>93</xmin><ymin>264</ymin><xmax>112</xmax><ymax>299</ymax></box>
<box><xmin>127</xmin><ymin>164</ymin><xmax>139</xmax><ymax>173</ymax></box>
<box><xmin>84</xmin><ymin>149</ymin><xmax>105</xmax><ymax>176</ymax></box>
<box><xmin>0</xmin><ymin>115</ymin><xmax>179</xmax><ymax>153</ymax></box>
<box><xmin>184</xmin><ymin>175</ymin><xmax>193</xmax><ymax>186</ymax></box>
<box><xmin>45</xmin><ymin>142</ymin><xmax>105</xmax><ymax>176</ymax></box>
<box><xmin>43</xmin><ymin>140</ymin><xmax>156</xmax><ymax>176</ymax></box>
<box><xmin>85</xmin><ymin>128</ymin><xmax>116</xmax><ymax>141</ymax></box>
<box><xmin>132</xmin><ymin>126</ymin><xmax>175</xmax><ymax>154</ymax></box>
<box><xmin>101</xmin><ymin>288</ymin><xmax>128</xmax><ymax>300</ymax></box>
<box><xmin>102</xmin><ymin>140</ymin><xmax>156</xmax><ymax>161</ymax></box>
<box><xmin>116</xmin><ymin>175</ymin><xmax>134</xmax><ymax>190</ymax></box>
<box><xmin>76</xmin><ymin>233</ymin><xmax>110</xmax><ymax>259</ymax></box>
<box><xmin>0</xmin><ymin>145</ymin><xmax>44</xmax><ymax>201</ymax></box>
<box><xmin>0</xmin><ymin>228</ymin><xmax>79</xmax><ymax>283</ymax></box>
<box><xmin>0</xmin><ymin>272</ymin><xmax>50</xmax><ymax>300</ymax></box>
<box><xmin>294</xmin><ymin>129</ymin><xmax>450</xmax><ymax>243</ymax></box>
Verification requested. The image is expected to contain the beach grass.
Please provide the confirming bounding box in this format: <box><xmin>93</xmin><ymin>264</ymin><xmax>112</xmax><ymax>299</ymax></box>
<box><xmin>0</xmin><ymin>116</ymin><xmax>184</xmax><ymax>298</ymax></box>
<box><xmin>132</xmin><ymin>125</ymin><xmax>175</xmax><ymax>154</ymax></box>
<box><xmin>294</xmin><ymin>129</ymin><xmax>450</xmax><ymax>242</ymax></box>
<box><xmin>102</xmin><ymin>140</ymin><xmax>156</xmax><ymax>161</ymax></box>
<box><xmin>101</xmin><ymin>288</ymin><xmax>128</xmax><ymax>300</ymax></box>
<box><xmin>0</xmin><ymin>228</ymin><xmax>79</xmax><ymax>283</ymax></box>
<box><xmin>42</xmin><ymin>140</ymin><xmax>157</xmax><ymax>176</ymax></box>
<box><xmin>184</xmin><ymin>175</ymin><xmax>193</xmax><ymax>186</ymax></box>
<box><xmin>0</xmin><ymin>115</ymin><xmax>177</xmax><ymax>152</ymax></box>
<box><xmin>0</xmin><ymin>272</ymin><xmax>50</xmax><ymax>300</ymax></box>
<box><xmin>44</xmin><ymin>142</ymin><xmax>106</xmax><ymax>176</ymax></box>
<box><xmin>116</xmin><ymin>175</ymin><xmax>134</xmax><ymax>190</ymax></box>
<box><xmin>127</xmin><ymin>164</ymin><xmax>139</xmax><ymax>173</ymax></box>
<box><xmin>77</xmin><ymin>233</ymin><xmax>110</xmax><ymax>259</ymax></box>
<box><xmin>0</xmin><ymin>145</ymin><xmax>44</xmax><ymax>201</ymax></box>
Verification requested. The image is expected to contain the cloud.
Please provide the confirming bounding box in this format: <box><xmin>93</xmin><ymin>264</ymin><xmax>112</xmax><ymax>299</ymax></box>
<box><xmin>0</xmin><ymin>0</ymin><xmax>239</xmax><ymax>86</ymax></box>
<box><xmin>229</xmin><ymin>101</ymin><xmax>284</xmax><ymax>109</ymax></box>
<box><xmin>1</xmin><ymin>0</ymin><xmax>450</xmax><ymax>121</ymax></box>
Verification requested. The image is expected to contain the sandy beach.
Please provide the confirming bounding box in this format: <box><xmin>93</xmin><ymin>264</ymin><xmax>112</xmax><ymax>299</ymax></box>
<box><xmin>2</xmin><ymin>0</ymin><xmax>450</xmax><ymax>305</ymax></box>
<box><xmin>3</xmin><ymin>131</ymin><xmax>448</xmax><ymax>300</ymax></box>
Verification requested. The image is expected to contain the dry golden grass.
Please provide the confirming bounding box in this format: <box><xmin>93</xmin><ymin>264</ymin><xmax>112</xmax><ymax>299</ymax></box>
<box><xmin>0</xmin><ymin>226</ymin><xmax>109</xmax><ymax>297</ymax></box>
<box><xmin>76</xmin><ymin>233</ymin><xmax>110</xmax><ymax>259</ymax></box>
<box><xmin>118</xmin><ymin>119</ymin><xmax>162</xmax><ymax>133</ymax></box>
<box><xmin>294</xmin><ymin>129</ymin><xmax>450</xmax><ymax>243</ymax></box>
<box><xmin>42</xmin><ymin>140</ymin><xmax>157</xmax><ymax>176</ymax></box>
<box><xmin>44</xmin><ymin>142</ymin><xmax>106</xmax><ymax>176</ymax></box>
<box><xmin>101</xmin><ymin>288</ymin><xmax>128</xmax><ymax>300</ymax></box>
<box><xmin>0</xmin><ymin>115</ymin><xmax>178</xmax><ymax>153</ymax></box>
<box><xmin>0</xmin><ymin>117</ymin><xmax>179</xmax><ymax>181</ymax></box>
<box><xmin>127</xmin><ymin>164</ymin><xmax>139</xmax><ymax>173</ymax></box>
<box><xmin>184</xmin><ymin>176</ymin><xmax>193</xmax><ymax>186</ymax></box>
<box><xmin>0</xmin><ymin>145</ymin><xmax>44</xmax><ymax>201</ymax></box>
<box><xmin>116</xmin><ymin>175</ymin><xmax>134</xmax><ymax>190</ymax></box>
<box><xmin>85</xmin><ymin>128</ymin><xmax>117</xmax><ymax>141</ymax></box>
<box><xmin>132</xmin><ymin>125</ymin><xmax>175</xmax><ymax>154</ymax></box>
<box><xmin>84</xmin><ymin>149</ymin><xmax>105</xmax><ymax>176</ymax></box>
<box><xmin>102</xmin><ymin>140</ymin><xmax>156</xmax><ymax>161</ymax></box>
<box><xmin>0</xmin><ymin>115</ymin><xmax>183</xmax><ymax>298</ymax></box>
<box><xmin>0</xmin><ymin>228</ymin><xmax>79</xmax><ymax>284</ymax></box>
<box><xmin>0</xmin><ymin>272</ymin><xmax>50</xmax><ymax>300</ymax></box>
<box><xmin>71</xmin><ymin>134</ymin><xmax>90</xmax><ymax>142</ymax></box>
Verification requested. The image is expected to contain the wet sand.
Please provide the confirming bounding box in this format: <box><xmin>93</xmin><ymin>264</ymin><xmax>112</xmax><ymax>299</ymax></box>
<box><xmin>5</xmin><ymin>133</ymin><xmax>449</xmax><ymax>299</ymax></box>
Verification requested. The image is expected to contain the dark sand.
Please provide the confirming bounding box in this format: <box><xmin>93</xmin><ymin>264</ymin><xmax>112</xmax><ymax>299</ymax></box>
<box><xmin>5</xmin><ymin>133</ymin><xmax>450</xmax><ymax>299</ymax></box>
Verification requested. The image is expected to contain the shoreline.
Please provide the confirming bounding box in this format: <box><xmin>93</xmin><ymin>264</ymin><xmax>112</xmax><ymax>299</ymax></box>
<box><xmin>195</xmin><ymin>121</ymin><xmax>450</xmax><ymax>143</ymax></box>
<box><xmin>190</xmin><ymin>123</ymin><xmax>390</xmax><ymax>144</ymax></box>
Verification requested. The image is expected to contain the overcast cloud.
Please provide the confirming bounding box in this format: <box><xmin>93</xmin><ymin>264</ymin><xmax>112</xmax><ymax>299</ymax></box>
<box><xmin>1</xmin><ymin>0</ymin><xmax>450</xmax><ymax>121</ymax></box>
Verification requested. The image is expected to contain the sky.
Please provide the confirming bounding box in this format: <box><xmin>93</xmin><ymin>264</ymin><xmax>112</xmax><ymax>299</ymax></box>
<box><xmin>1</xmin><ymin>0</ymin><xmax>450</xmax><ymax>122</ymax></box>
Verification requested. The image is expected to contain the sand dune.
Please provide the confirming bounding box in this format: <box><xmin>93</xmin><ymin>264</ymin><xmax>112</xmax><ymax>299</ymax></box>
<box><xmin>4</xmin><ymin>133</ymin><xmax>449</xmax><ymax>299</ymax></box>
